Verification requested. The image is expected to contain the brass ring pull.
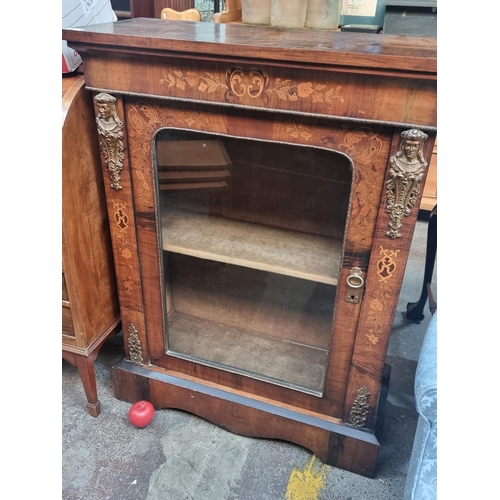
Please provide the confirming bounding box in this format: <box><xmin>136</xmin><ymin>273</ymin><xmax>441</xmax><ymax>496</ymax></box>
<box><xmin>346</xmin><ymin>274</ymin><xmax>364</xmax><ymax>289</ymax></box>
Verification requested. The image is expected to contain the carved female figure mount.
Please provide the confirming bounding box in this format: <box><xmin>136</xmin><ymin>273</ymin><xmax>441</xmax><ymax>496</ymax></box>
<box><xmin>386</xmin><ymin>129</ymin><xmax>428</xmax><ymax>238</ymax></box>
<box><xmin>95</xmin><ymin>93</ymin><xmax>125</xmax><ymax>190</ymax></box>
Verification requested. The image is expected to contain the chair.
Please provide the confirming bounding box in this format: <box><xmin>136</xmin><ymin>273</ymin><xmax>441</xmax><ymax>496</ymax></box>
<box><xmin>404</xmin><ymin>312</ymin><xmax>437</xmax><ymax>499</ymax></box>
<box><xmin>160</xmin><ymin>7</ymin><xmax>202</xmax><ymax>21</ymax></box>
<box><xmin>406</xmin><ymin>204</ymin><xmax>437</xmax><ymax>321</ymax></box>
<box><xmin>213</xmin><ymin>0</ymin><xmax>241</xmax><ymax>23</ymax></box>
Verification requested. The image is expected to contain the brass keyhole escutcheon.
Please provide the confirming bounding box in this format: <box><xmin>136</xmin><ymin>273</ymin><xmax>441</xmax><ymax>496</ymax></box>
<box><xmin>345</xmin><ymin>267</ymin><xmax>365</xmax><ymax>304</ymax></box>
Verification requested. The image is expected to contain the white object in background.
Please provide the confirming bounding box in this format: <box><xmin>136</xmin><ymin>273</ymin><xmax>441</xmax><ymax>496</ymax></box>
<box><xmin>341</xmin><ymin>0</ymin><xmax>377</xmax><ymax>17</ymax></box>
<box><xmin>270</xmin><ymin>0</ymin><xmax>307</xmax><ymax>28</ymax></box>
<box><xmin>242</xmin><ymin>0</ymin><xmax>271</xmax><ymax>26</ymax></box>
<box><xmin>62</xmin><ymin>0</ymin><xmax>117</xmax><ymax>73</ymax></box>
<box><xmin>306</xmin><ymin>0</ymin><xmax>342</xmax><ymax>30</ymax></box>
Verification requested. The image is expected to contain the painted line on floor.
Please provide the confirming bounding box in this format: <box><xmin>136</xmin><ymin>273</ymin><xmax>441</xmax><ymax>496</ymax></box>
<box><xmin>285</xmin><ymin>455</ymin><xmax>328</xmax><ymax>500</ymax></box>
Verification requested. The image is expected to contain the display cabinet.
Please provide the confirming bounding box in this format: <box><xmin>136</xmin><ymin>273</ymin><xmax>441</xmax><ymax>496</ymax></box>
<box><xmin>63</xmin><ymin>19</ymin><xmax>436</xmax><ymax>476</ymax></box>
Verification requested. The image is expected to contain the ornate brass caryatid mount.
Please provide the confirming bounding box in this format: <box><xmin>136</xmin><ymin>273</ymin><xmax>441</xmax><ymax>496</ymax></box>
<box><xmin>386</xmin><ymin>129</ymin><xmax>429</xmax><ymax>239</ymax></box>
<box><xmin>95</xmin><ymin>93</ymin><xmax>124</xmax><ymax>190</ymax></box>
<box><xmin>349</xmin><ymin>386</ymin><xmax>371</xmax><ymax>428</ymax></box>
<box><xmin>127</xmin><ymin>323</ymin><xmax>144</xmax><ymax>365</ymax></box>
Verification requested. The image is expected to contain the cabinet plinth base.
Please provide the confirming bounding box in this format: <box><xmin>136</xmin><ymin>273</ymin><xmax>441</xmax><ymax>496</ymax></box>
<box><xmin>113</xmin><ymin>359</ymin><xmax>380</xmax><ymax>478</ymax></box>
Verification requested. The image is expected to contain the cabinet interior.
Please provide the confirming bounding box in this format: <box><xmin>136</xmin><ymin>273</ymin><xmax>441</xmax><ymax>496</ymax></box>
<box><xmin>155</xmin><ymin>128</ymin><xmax>352</xmax><ymax>395</ymax></box>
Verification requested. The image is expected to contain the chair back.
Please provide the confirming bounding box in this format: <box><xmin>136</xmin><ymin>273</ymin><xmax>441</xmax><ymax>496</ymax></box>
<box><xmin>160</xmin><ymin>8</ymin><xmax>202</xmax><ymax>21</ymax></box>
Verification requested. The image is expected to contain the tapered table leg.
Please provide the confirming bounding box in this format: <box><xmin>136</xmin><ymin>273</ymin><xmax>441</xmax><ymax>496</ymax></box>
<box><xmin>406</xmin><ymin>205</ymin><xmax>437</xmax><ymax>322</ymax></box>
<box><xmin>63</xmin><ymin>350</ymin><xmax>101</xmax><ymax>417</ymax></box>
<box><xmin>75</xmin><ymin>354</ymin><xmax>101</xmax><ymax>417</ymax></box>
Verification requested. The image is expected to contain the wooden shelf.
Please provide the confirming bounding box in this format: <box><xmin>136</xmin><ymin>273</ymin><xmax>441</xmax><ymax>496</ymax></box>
<box><xmin>157</xmin><ymin>139</ymin><xmax>231</xmax><ymax>168</ymax></box>
<box><xmin>161</xmin><ymin>207</ymin><xmax>343</xmax><ymax>285</ymax></box>
<box><xmin>167</xmin><ymin>311</ymin><xmax>328</xmax><ymax>395</ymax></box>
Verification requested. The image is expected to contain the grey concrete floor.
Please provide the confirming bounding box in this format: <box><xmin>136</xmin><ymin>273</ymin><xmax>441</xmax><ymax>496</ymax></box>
<box><xmin>62</xmin><ymin>217</ymin><xmax>437</xmax><ymax>500</ymax></box>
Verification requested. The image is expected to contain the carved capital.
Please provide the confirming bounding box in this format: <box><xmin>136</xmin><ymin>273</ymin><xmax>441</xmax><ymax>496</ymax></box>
<box><xmin>349</xmin><ymin>386</ymin><xmax>371</xmax><ymax>428</ymax></box>
<box><xmin>127</xmin><ymin>323</ymin><xmax>143</xmax><ymax>365</ymax></box>
<box><xmin>386</xmin><ymin>129</ymin><xmax>428</xmax><ymax>238</ymax></box>
<box><xmin>95</xmin><ymin>93</ymin><xmax>124</xmax><ymax>190</ymax></box>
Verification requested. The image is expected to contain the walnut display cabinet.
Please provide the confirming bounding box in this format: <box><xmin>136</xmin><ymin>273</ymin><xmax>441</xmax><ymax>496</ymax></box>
<box><xmin>63</xmin><ymin>19</ymin><xmax>436</xmax><ymax>476</ymax></box>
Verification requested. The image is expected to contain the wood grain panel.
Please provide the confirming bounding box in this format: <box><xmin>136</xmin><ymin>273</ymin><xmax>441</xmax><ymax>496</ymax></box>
<box><xmin>62</xmin><ymin>76</ymin><xmax>120</xmax><ymax>348</ymax></box>
<box><xmin>63</xmin><ymin>19</ymin><xmax>436</xmax><ymax>74</ymax></box>
<box><xmin>62</xmin><ymin>306</ymin><xmax>75</xmax><ymax>337</ymax></box>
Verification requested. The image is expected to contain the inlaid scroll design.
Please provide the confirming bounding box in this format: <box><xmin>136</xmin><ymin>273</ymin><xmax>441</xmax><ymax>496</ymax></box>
<box><xmin>386</xmin><ymin>129</ymin><xmax>428</xmax><ymax>238</ymax></box>
<box><xmin>349</xmin><ymin>386</ymin><xmax>371</xmax><ymax>428</ymax></box>
<box><xmin>376</xmin><ymin>247</ymin><xmax>400</xmax><ymax>283</ymax></box>
<box><xmin>112</xmin><ymin>201</ymin><xmax>133</xmax><ymax>260</ymax></box>
<box><xmin>365</xmin><ymin>246</ymin><xmax>400</xmax><ymax>350</ymax></box>
<box><xmin>160</xmin><ymin>67</ymin><xmax>345</xmax><ymax>105</ymax></box>
<box><xmin>95</xmin><ymin>93</ymin><xmax>124</xmax><ymax>190</ymax></box>
<box><xmin>127</xmin><ymin>323</ymin><xmax>143</xmax><ymax>365</ymax></box>
<box><xmin>227</xmin><ymin>67</ymin><xmax>268</xmax><ymax>99</ymax></box>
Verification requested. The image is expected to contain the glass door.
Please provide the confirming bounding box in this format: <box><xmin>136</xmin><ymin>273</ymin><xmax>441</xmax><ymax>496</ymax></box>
<box><xmin>155</xmin><ymin>128</ymin><xmax>352</xmax><ymax>396</ymax></box>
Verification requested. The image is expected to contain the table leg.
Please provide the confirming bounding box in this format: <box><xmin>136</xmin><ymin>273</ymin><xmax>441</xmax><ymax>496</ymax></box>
<box><xmin>406</xmin><ymin>205</ymin><xmax>437</xmax><ymax>322</ymax></box>
<box><xmin>75</xmin><ymin>354</ymin><xmax>101</xmax><ymax>417</ymax></box>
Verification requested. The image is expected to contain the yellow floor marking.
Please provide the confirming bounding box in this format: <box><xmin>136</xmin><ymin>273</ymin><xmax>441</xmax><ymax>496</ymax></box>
<box><xmin>285</xmin><ymin>455</ymin><xmax>328</xmax><ymax>500</ymax></box>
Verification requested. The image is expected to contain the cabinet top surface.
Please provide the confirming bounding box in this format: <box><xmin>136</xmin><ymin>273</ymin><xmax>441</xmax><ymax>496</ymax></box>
<box><xmin>62</xmin><ymin>18</ymin><xmax>436</xmax><ymax>75</ymax></box>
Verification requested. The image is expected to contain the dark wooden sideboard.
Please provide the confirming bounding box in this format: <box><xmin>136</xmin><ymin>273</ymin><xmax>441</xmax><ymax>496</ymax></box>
<box><xmin>63</xmin><ymin>19</ymin><xmax>436</xmax><ymax>476</ymax></box>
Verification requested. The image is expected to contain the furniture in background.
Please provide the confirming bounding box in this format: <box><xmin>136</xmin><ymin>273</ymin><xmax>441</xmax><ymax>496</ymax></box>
<box><xmin>407</xmin><ymin>205</ymin><xmax>437</xmax><ymax>321</ymax></box>
<box><xmin>62</xmin><ymin>75</ymin><xmax>121</xmax><ymax>417</ymax></box>
<box><xmin>213</xmin><ymin>0</ymin><xmax>241</xmax><ymax>23</ymax></box>
<box><xmin>161</xmin><ymin>7</ymin><xmax>202</xmax><ymax>20</ymax></box>
<box><xmin>419</xmin><ymin>137</ymin><xmax>437</xmax><ymax>211</ymax></box>
<box><xmin>382</xmin><ymin>1</ymin><xmax>437</xmax><ymax>37</ymax></box>
<box><xmin>382</xmin><ymin>1</ymin><xmax>437</xmax><ymax>213</ymax></box>
<box><xmin>404</xmin><ymin>312</ymin><xmax>437</xmax><ymax>499</ymax></box>
<box><xmin>63</xmin><ymin>19</ymin><xmax>436</xmax><ymax>476</ymax></box>
<box><xmin>112</xmin><ymin>0</ymin><xmax>195</xmax><ymax>19</ymax></box>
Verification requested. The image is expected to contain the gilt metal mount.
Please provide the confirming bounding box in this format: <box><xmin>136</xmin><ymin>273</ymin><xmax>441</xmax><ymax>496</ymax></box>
<box><xmin>95</xmin><ymin>93</ymin><xmax>124</xmax><ymax>190</ymax></box>
<box><xmin>349</xmin><ymin>386</ymin><xmax>371</xmax><ymax>428</ymax></box>
<box><xmin>127</xmin><ymin>323</ymin><xmax>144</xmax><ymax>365</ymax></box>
<box><xmin>386</xmin><ymin>129</ymin><xmax>429</xmax><ymax>238</ymax></box>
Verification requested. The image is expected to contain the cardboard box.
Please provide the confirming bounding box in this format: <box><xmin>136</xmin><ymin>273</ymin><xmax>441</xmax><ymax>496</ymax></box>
<box><xmin>62</xmin><ymin>0</ymin><xmax>117</xmax><ymax>73</ymax></box>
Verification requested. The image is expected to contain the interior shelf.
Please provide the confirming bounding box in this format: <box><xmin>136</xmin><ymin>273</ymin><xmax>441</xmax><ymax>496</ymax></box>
<box><xmin>167</xmin><ymin>311</ymin><xmax>328</xmax><ymax>395</ymax></box>
<box><xmin>161</xmin><ymin>207</ymin><xmax>343</xmax><ymax>285</ymax></box>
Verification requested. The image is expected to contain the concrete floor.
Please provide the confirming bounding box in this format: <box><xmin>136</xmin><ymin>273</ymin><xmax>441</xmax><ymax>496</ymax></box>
<box><xmin>62</xmin><ymin>217</ymin><xmax>437</xmax><ymax>500</ymax></box>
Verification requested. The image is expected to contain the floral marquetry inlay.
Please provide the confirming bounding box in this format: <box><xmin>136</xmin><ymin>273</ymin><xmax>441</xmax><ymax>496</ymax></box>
<box><xmin>285</xmin><ymin>124</ymin><xmax>313</xmax><ymax>141</ymax></box>
<box><xmin>160</xmin><ymin>67</ymin><xmax>345</xmax><ymax>105</ymax></box>
<box><xmin>321</xmin><ymin>127</ymin><xmax>385</xmax><ymax>245</ymax></box>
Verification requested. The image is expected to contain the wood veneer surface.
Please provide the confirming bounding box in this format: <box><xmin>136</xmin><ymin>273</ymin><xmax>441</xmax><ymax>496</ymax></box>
<box><xmin>63</xmin><ymin>18</ymin><xmax>436</xmax><ymax>74</ymax></box>
<box><xmin>161</xmin><ymin>207</ymin><xmax>343</xmax><ymax>285</ymax></box>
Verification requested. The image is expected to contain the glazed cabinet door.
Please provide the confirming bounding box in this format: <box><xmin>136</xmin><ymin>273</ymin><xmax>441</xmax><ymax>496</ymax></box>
<box><xmin>156</xmin><ymin>128</ymin><xmax>349</xmax><ymax>396</ymax></box>
<box><xmin>103</xmin><ymin>95</ymin><xmax>398</xmax><ymax>419</ymax></box>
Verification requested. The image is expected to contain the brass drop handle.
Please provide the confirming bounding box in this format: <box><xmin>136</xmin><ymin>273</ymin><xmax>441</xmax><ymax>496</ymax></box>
<box><xmin>345</xmin><ymin>267</ymin><xmax>364</xmax><ymax>304</ymax></box>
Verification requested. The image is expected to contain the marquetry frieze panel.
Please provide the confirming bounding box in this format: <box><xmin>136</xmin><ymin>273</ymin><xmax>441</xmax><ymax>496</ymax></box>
<box><xmin>85</xmin><ymin>53</ymin><xmax>436</xmax><ymax>129</ymax></box>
